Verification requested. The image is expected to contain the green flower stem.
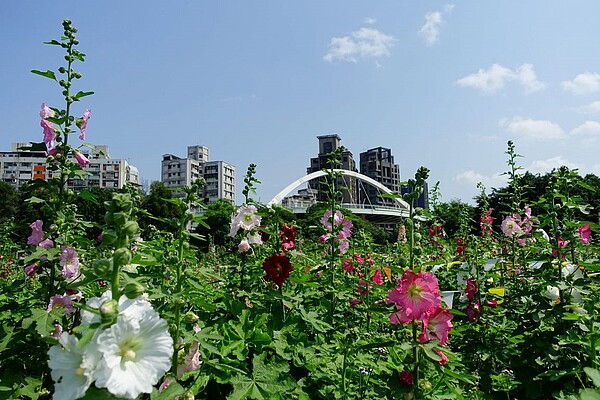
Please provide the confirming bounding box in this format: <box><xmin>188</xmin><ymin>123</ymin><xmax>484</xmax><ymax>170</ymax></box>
<box><xmin>171</xmin><ymin>210</ymin><xmax>187</xmax><ymax>375</ymax></box>
<box><xmin>412</xmin><ymin>320</ymin><xmax>420</xmax><ymax>399</ymax></box>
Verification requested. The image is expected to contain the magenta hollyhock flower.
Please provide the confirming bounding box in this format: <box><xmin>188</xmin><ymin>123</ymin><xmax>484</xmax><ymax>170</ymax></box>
<box><xmin>579</xmin><ymin>225</ymin><xmax>592</xmax><ymax>244</ymax></box>
<box><xmin>354</xmin><ymin>253</ymin><xmax>365</xmax><ymax>265</ymax></box>
<box><xmin>552</xmin><ymin>238</ymin><xmax>568</xmax><ymax>258</ymax></box>
<box><xmin>480</xmin><ymin>208</ymin><xmax>494</xmax><ymax>235</ymax></box>
<box><xmin>59</xmin><ymin>247</ymin><xmax>80</xmax><ymax>278</ymax></box>
<box><xmin>465</xmin><ymin>278</ymin><xmax>478</xmax><ymax>301</ymax></box>
<box><xmin>388</xmin><ymin>270</ymin><xmax>441</xmax><ymax>324</ymax></box>
<box><xmin>373</xmin><ymin>270</ymin><xmax>384</xmax><ymax>285</ymax></box>
<box><xmin>24</xmin><ymin>264</ymin><xmax>38</xmax><ymax>277</ymax></box>
<box><xmin>78</xmin><ymin>109</ymin><xmax>91</xmax><ymax>140</ymax></box>
<box><xmin>486</xmin><ymin>299</ymin><xmax>498</xmax><ymax>308</ymax></box>
<box><xmin>47</xmin><ymin>294</ymin><xmax>74</xmax><ymax>316</ymax></box>
<box><xmin>27</xmin><ymin>220</ymin><xmax>45</xmax><ymax>246</ymax></box>
<box><xmin>466</xmin><ymin>300</ymin><xmax>483</xmax><ymax>322</ymax></box>
<box><xmin>263</xmin><ymin>253</ymin><xmax>294</xmax><ymax>287</ymax></box>
<box><xmin>40</xmin><ymin>103</ymin><xmax>56</xmax><ymax>150</ymax></box>
<box><xmin>319</xmin><ymin>234</ymin><xmax>329</xmax><ymax>244</ymax></box>
<box><xmin>349</xmin><ymin>298</ymin><xmax>360</xmax><ymax>307</ymax></box>
<box><xmin>280</xmin><ymin>224</ymin><xmax>296</xmax><ymax>251</ymax></box>
<box><xmin>342</xmin><ymin>259</ymin><xmax>354</xmax><ymax>273</ymax></box>
<box><xmin>435</xmin><ymin>349</ymin><xmax>449</xmax><ymax>366</ymax></box>
<box><xmin>399</xmin><ymin>370</ymin><xmax>414</xmax><ymax>385</ymax></box>
<box><xmin>74</xmin><ymin>151</ymin><xmax>90</xmax><ymax>167</ymax></box>
<box><xmin>418</xmin><ymin>307</ymin><xmax>453</xmax><ymax>346</ymax></box>
<box><xmin>501</xmin><ymin>216</ymin><xmax>523</xmax><ymax>237</ymax></box>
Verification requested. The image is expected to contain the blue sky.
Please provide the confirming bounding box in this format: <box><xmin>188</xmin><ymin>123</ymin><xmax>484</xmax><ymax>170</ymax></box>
<box><xmin>3</xmin><ymin>1</ymin><xmax>600</xmax><ymax>204</ymax></box>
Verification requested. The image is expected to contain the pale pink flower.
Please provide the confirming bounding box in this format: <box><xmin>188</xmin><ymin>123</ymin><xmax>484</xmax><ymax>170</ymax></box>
<box><xmin>40</xmin><ymin>103</ymin><xmax>56</xmax><ymax>150</ymax></box>
<box><xmin>158</xmin><ymin>376</ymin><xmax>175</xmax><ymax>393</ymax></box>
<box><xmin>78</xmin><ymin>109</ymin><xmax>91</xmax><ymax>140</ymax></box>
<box><xmin>177</xmin><ymin>341</ymin><xmax>201</xmax><ymax>379</ymax></box>
<box><xmin>418</xmin><ymin>307</ymin><xmax>453</xmax><ymax>346</ymax></box>
<box><xmin>28</xmin><ymin>220</ymin><xmax>44</xmax><ymax>245</ymax></box>
<box><xmin>238</xmin><ymin>239</ymin><xmax>250</xmax><ymax>253</ymax></box>
<box><xmin>247</xmin><ymin>232</ymin><xmax>263</xmax><ymax>246</ymax></box>
<box><xmin>48</xmin><ymin>294</ymin><xmax>74</xmax><ymax>316</ymax></box>
<box><xmin>579</xmin><ymin>225</ymin><xmax>592</xmax><ymax>244</ymax></box>
<box><xmin>501</xmin><ymin>216</ymin><xmax>523</xmax><ymax>237</ymax></box>
<box><xmin>59</xmin><ymin>247</ymin><xmax>80</xmax><ymax>278</ymax></box>
<box><xmin>388</xmin><ymin>270</ymin><xmax>441</xmax><ymax>324</ymax></box>
<box><xmin>320</xmin><ymin>210</ymin><xmax>343</xmax><ymax>230</ymax></box>
<box><xmin>74</xmin><ymin>151</ymin><xmax>90</xmax><ymax>167</ymax></box>
<box><xmin>338</xmin><ymin>239</ymin><xmax>349</xmax><ymax>255</ymax></box>
<box><xmin>229</xmin><ymin>205</ymin><xmax>261</xmax><ymax>236</ymax></box>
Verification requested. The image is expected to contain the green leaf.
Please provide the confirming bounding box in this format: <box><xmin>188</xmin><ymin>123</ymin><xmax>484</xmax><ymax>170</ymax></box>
<box><xmin>150</xmin><ymin>382</ymin><xmax>185</xmax><ymax>400</ymax></box>
<box><xmin>580</xmin><ymin>389</ymin><xmax>600</xmax><ymax>400</ymax></box>
<box><xmin>74</xmin><ymin>90</ymin><xmax>94</xmax><ymax>99</ymax></box>
<box><xmin>25</xmin><ymin>196</ymin><xmax>47</xmax><ymax>204</ymax></box>
<box><xmin>31</xmin><ymin>69</ymin><xmax>57</xmax><ymax>81</ymax></box>
<box><xmin>43</xmin><ymin>40</ymin><xmax>63</xmax><ymax>46</ymax></box>
<box><xmin>585</xmin><ymin>367</ymin><xmax>600</xmax><ymax>387</ymax></box>
<box><xmin>17</xmin><ymin>142</ymin><xmax>49</xmax><ymax>152</ymax></box>
<box><xmin>80</xmin><ymin>386</ymin><xmax>121</xmax><ymax>399</ymax></box>
<box><xmin>299</xmin><ymin>307</ymin><xmax>333</xmax><ymax>333</ymax></box>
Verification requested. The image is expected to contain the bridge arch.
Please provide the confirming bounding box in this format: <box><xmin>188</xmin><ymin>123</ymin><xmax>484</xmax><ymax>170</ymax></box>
<box><xmin>267</xmin><ymin>169</ymin><xmax>410</xmax><ymax>210</ymax></box>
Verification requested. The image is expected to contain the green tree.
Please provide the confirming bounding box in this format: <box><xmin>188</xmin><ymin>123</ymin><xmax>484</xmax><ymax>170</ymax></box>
<box><xmin>139</xmin><ymin>181</ymin><xmax>181</xmax><ymax>234</ymax></box>
<box><xmin>194</xmin><ymin>198</ymin><xmax>236</xmax><ymax>251</ymax></box>
<box><xmin>0</xmin><ymin>181</ymin><xmax>18</xmax><ymax>224</ymax></box>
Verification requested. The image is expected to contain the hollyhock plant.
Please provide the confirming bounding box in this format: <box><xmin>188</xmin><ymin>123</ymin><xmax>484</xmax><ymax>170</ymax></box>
<box><xmin>501</xmin><ymin>216</ymin><xmax>523</xmax><ymax>237</ymax></box>
<box><xmin>48</xmin><ymin>294</ymin><xmax>74</xmax><ymax>316</ymax></box>
<box><xmin>418</xmin><ymin>307</ymin><xmax>453</xmax><ymax>346</ymax></box>
<box><xmin>435</xmin><ymin>349</ymin><xmax>449</xmax><ymax>366</ymax></box>
<box><xmin>59</xmin><ymin>247</ymin><xmax>80</xmax><ymax>278</ymax></box>
<box><xmin>28</xmin><ymin>219</ymin><xmax>45</xmax><ymax>246</ymax></box>
<box><xmin>388</xmin><ymin>270</ymin><xmax>441</xmax><ymax>324</ymax></box>
<box><xmin>399</xmin><ymin>370</ymin><xmax>414</xmax><ymax>385</ymax></box>
<box><xmin>74</xmin><ymin>150</ymin><xmax>90</xmax><ymax>167</ymax></box>
<box><xmin>24</xmin><ymin>263</ymin><xmax>38</xmax><ymax>277</ymax></box>
<box><xmin>552</xmin><ymin>238</ymin><xmax>568</xmax><ymax>258</ymax></box>
<box><xmin>263</xmin><ymin>253</ymin><xmax>294</xmax><ymax>287</ymax></box>
<box><xmin>466</xmin><ymin>300</ymin><xmax>483</xmax><ymax>322</ymax></box>
<box><xmin>579</xmin><ymin>224</ymin><xmax>592</xmax><ymax>244</ymax></box>
<box><xmin>247</xmin><ymin>232</ymin><xmax>263</xmax><ymax>246</ymax></box>
<box><xmin>465</xmin><ymin>278</ymin><xmax>478</xmax><ymax>301</ymax></box>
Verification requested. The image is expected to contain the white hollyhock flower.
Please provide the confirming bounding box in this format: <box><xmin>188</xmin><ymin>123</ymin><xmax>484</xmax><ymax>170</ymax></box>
<box><xmin>544</xmin><ymin>285</ymin><xmax>560</xmax><ymax>301</ymax></box>
<box><xmin>561</xmin><ymin>263</ymin><xmax>584</xmax><ymax>281</ymax></box>
<box><xmin>48</xmin><ymin>332</ymin><xmax>99</xmax><ymax>400</ymax></box>
<box><xmin>81</xmin><ymin>290</ymin><xmax>156</xmax><ymax>325</ymax></box>
<box><xmin>91</xmin><ymin>300</ymin><xmax>173</xmax><ymax>399</ymax></box>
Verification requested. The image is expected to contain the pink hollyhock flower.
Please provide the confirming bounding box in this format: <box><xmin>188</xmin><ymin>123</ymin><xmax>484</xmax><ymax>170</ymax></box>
<box><xmin>280</xmin><ymin>224</ymin><xmax>296</xmax><ymax>251</ymax></box>
<box><xmin>486</xmin><ymin>299</ymin><xmax>498</xmax><ymax>308</ymax></box>
<box><xmin>465</xmin><ymin>278</ymin><xmax>478</xmax><ymax>301</ymax></box>
<box><xmin>466</xmin><ymin>300</ymin><xmax>483</xmax><ymax>322</ymax></box>
<box><xmin>229</xmin><ymin>205</ymin><xmax>261</xmax><ymax>236</ymax></box>
<box><xmin>342</xmin><ymin>259</ymin><xmax>355</xmax><ymax>273</ymax></box>
<box><xmin>158</xmin><ymin>377</ymin><xmax>175</xmax><ymax>393</ymax></box>
<box><xmin>177</xmin><ymin>341</ymin><xmax>201</xmax><ymax>379</ymax></box>
<box><xmin>59</xmin><ymin>247</ymin><xmax>80</xmax><ymax>278</ymax></box>
<box><xmin>341</xmin><ymin>218</ymin><xmax>353</xmax><ymax>238</ymax></box>
<box><xmin>579</xmin><ymin>225</ymin><xmax>592</xmax><ymax>244</ymax></box>
<box><xmin>28</xmin><ymin>220</ymin><xmax>44</xmax><ymax>245</ymax></box>
<box><xmin>319</xmin><ymin>234</ymin><xmax>329</xmax><ymax>244</ymax></box>
<box><xmin>501</xmin><ymin>216</ymin><xmax>523</xmax><ymax>237</ymax></box>
<box><xmin>349</xmin><ymin>298</ymin><xmax>360</xmax><ymax>307</ymax></box>
<box><xmin>388</xmin><ymin>270</ymin><xmax>441</xmax><ymax>324</ymax></box>
<box><xmin>552</xmin><ymin>238</ymin><xmax>568</xmax><ymax>258</ymax></box>
<box><xmin>51</xmin><ymin>324</ymin><xmax>63</xmax><ymax>339</ymax></box>
<box><xmin>399</xmin><ymin>370</ymin><xmax>414</xmax><ymax>385</ymax></box>
<box><xmin>78</xmin><ymin>109</ymin><xmax>91</xmax><ymax>140</ymax></box>
<box><xmin>39</xmin><ymin>238</ymin><xmax>54</xmax><ymax>249</ymax></box>
<box><xmin>338</xmin><ymin>239</ymin><xmax>349</xmax><ymax>255</ymax></box>
<box><xmin>418</xmin><ymin>307</ymin><xmax>453</xmax><ymax>346</ymax></box>
<box><xmin>435</xmin><ymin>349</ymin><xmax>449</xmax><ymax>366</ymax></box>
<box><xmin>24</xmin><ymin>264</ymin><xmax>38</xmax><ymax>277</ymax></box>
<box><xmin>373</xmin><ymin>270</ymin><xmax>384</xmax><ymax>285</ymax></box>
<box><xmin>238</xmin><ymin>239</ymin><xmax>250</xmax><ymax>253</ymax></box>
<box><xmin>40</xmin><ymin>103</ymin><xmax>56</xmax><ymax>150</ymax></box>
<box><xmin>354</xmin><ymin>253</ymin><xmax>365</xmax><ymax>265</ymax></box>
<box><xmin>263</xmin><ymin>253</ymin><xmax>294</xmax><ymax>287</ymax></box>
<box><xmin>320</xmin><ymin>210</ymin><xmax>343</xmax><ymax>230</ymax></box>
<box><xmin>47</xmin><ymin>294</ymin><xmax>74</xmax><ymax>316</ymax></box>
<box><xmin>480</xmin><ymin>208</ymin><xmax>494</xmax><ymax>235</ymax></box>
<box><xmin>74</xmin><ymin>151</ymin><xmax>90</xmax><ymax>167</ymax></box>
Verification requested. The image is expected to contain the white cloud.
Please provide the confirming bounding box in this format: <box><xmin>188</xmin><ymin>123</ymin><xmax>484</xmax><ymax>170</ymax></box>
<box><xmin>574</xmin><ymin>100</ymin><xmax>600</xmax><ymax>114</ymax></box>
<box><xmin>324</xmin><ymin>27</ymin><xmax>395</xmax><ymax>63</ymax></box>
<box><xmin>456</xmin><ymin>63</ymin><xmax>546</xmax><ymax>94</ymax></box>
<box><xmin>363</xmin><ymin>17</ymin><xmax>376</xmax><ymax>25</ymax></box>
<box><xmin>454</xmin><ymin>170</ymin><xmax>507</xmax><ymax>188</ymax></box>
<box><xmin>526</xmin><ymin>156</ymin><xmax>581</xmax><ymax>174</ymax></box>
<box><xmin>418</xmin><ymin>4</ymin><xmax>454</xmax><ymax>46</ymax></box>
<box><xmin>561</xmin><ymin>72</ymin><xmax>600</xmax><ymax>95</ymax></box>
<box><xmin>571</xmin><ymin>120</ymin><xmax>600</xmax><ymax>137</ymax></box>
<box><xmin>499</xmin><ymin>117</ymin><xmax>565</xmax><ymax>139</ymax></box>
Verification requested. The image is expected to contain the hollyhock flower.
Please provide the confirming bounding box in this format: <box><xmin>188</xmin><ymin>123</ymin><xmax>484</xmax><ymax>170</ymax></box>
<box><xmin>579</xmin><ymin>225</ymin><xmax>592</xmax><ymax>244</ymax></box>
<box><xmin>320</xmin><ymin>210</ymin><xmax>343</xmax><ymax>230</ymax></box>
<box><xmin>229</xmin><ymin>205</ymin><xmax>261</xmax><ymax>236</ymax></box>
<box><xmin>280</xmin><ymin>224</ymin><xmax>296</xmax><ymax>251</ymax></box>
<box><xmin>399</xmin><ymin>370</ymin><xmax>414</xmax><ymax>385</ymax></box>
<box><xmin>486</xmin><ymin>299</ymin><xmax>498</xmax><ymax>308</ymax></box>
<box><xmin>28</xmin><ymin>220</ymin><xmax>44</xmax><ymax>246</ymax></box>
<box><xmin>51</xmin><ymin>324</ymin><xmax>63</xmax><ymax>339</ymax></box>
<box><xmin>319</xmin><ymin>234</ymin><xmax>328</xmax><ymax>244</ymax></box>
<box><xmin>501</xmin><ymin>216</ymin><xmax>523</xmax><ymax>237</ymax></box>
<box><xmin>39</xmin><ymin>238</ymin><xmax>54</xmax><ymax>249</ymax></box>
<box><xmin>354</xmin><ymin>253</ymin><xmax>365</xmax><ymax>265</ymax></box>
<box><xmin>466</xmin><ymin>300</ymin><xmax>483</xmax><ymax>322</ymax></box>
<box><xmin>465</xmin><ymin>279</ymin><xmax>478</xmax><ymax>301</ymax></box>
<box><xmin>341</xmin><ymin>218</ymin><xmax>353</xmax><ymax>238</ymax></box>
<box><xmin>158</xmin><ymin>376</ymin><xmax>176</xmax><ymax>393</ymax></box>
<box><xmin>40</xmin><ymin>103</ymin><xmax>56</xmax><ymax>150</ymax></box>
<box><xmin>455</xmin><ymin>238</ymin><xmax>467</xmax><ymax>255</ymax></box>
<box><xmin>91</xmin><ymin>301</ymin><xmax>173</xmax><ymax>399</ymax></box>
<box><xmin>74</xmin><ymin>151</ymin><xmax>90</xmax><ymax>168</ymax></box>
<box><xmin>238</xmin><ymin>239</ymin><xmax>250</xmax><ymax>253</ymax></box>
<box><xmin>24</xmin><ymin>263</ymin><xmax>38</xmax><ymax>277</ymax></box>
<box><xmin>480</xmin><ymin>208</ymin><xmax>494</xmax><ymax>235</ymax></box>
<box><xmin>338</xmin><ymin>238</ymin><xmax>350</xmax><ymax>255</ymax></box>
<box><xmin>78</xmin><ymin>109</ymin><xmax>91</xmax><ymax>140</ymax></box>
<box><xmin>48</xmin><ymin>294</ymin><xmax>74</xmax><ymax>316</ymax></box>
<box><xmin>388</xmin><ymin>270</ymin><xmax>441</xmax><ymax>324</ymax></box>
<box><xmin>435</xmin><ymin>349</ymin><xmax>449</xmax><ymax>366</ymax></box>
<box><xmin>247</xmin><ymin>232</ymin><xmax>263</xmax><ymax>246</ymax></box>
<box><xmin>177</xmin><ymin>341</ymin><xmax>202</xmax><ymax>379</ymax></box>
<box><xmin>373</xmin><ymin>270</ymin><xmax>384</xmax><ymax>285</ymax></box>
<box><xmin>562</xmin><ymin>263</ymin><xmax>584</xmax><ymax>281</ymax></box>
<box><xmin>342</xmin><ymin>259</ymin><xmax>355</xmax><ymax>273</ymax></box>
<box><xmin>544</xmin><ymin>285</ymin><xmax>560</xmax><ymax>302</ymax></box>
<box><xmin>552</xmin><ymin>238</ymin><xmax>568</xmax><ymax>258</ymax></box>
<box><xmin>263</xmin><ymin>253</ymin><xmax>294</xmax><ymax>287</ymax></box>
<box><xmin>59</xmin><ymin>247</ymin><xmax>80</xmax><ymax>279</ymax></box>
<box><xmin>418</xmin><ymin>307</ymin><xmax>453</xmax><ymax>346</ymax></box>
<box><xmin>349</xmin><ymin>298</ymin><xmax>361</xmax><ymax>307</ymax></box>
<box><xmin>48</xmin><ymin>332</ymin><xmax>99</xmax><ymax>400</ymax></box>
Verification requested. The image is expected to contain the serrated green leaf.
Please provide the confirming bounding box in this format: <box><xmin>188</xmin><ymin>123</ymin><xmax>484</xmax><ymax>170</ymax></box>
<box><xmin>150</xmin><ymin>381</ymin><xmax>185</xmax><ymax>400</ymax></box>
<box><xmin>31</xmin><ymin>69</ymin><xmax>57</xmax><ymax>81</ymax></box>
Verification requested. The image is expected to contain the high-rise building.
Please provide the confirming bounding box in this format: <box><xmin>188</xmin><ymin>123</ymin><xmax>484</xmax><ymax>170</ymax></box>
<box><xmin>359</xmin><ymin>147</ymin><xmax>401</xmax><ymax>206</ymax></box>
<box><xmin>306</xmin><ymin>134</ymin><xmax>358</xmax><ymax>203</ymax></box>
<box><xmin>161</xmin><ymin>145</ymin><xmax>235</xmax><ymax>204</ymax></box>
<box><xmin>0</xmin><ymin>143</ymin><xmax>139</xmax><ymax>191</ymax></box>
<box><xmin>401</xmin><ymin>181</ymin><xmax>429</xmax><ymax>209</ymax></box>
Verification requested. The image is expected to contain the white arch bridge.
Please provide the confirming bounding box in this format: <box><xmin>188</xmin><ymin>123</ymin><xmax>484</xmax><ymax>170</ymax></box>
<box><xmin>267</xmin><ymin>169</ymin><xmax>412</xmax><ymax>224</ymax></box>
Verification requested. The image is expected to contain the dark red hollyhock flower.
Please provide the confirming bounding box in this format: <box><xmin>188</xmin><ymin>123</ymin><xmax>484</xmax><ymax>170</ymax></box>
<box><xmin>263</xmin><ymin>253</ymin><xmax>294</xmax><ymax>286</ymax></box>
<box><xmin>280</xmin><ymin>225</ymin><xmax>296</xmax><ymax>251</ymax></box>
<box><xmin>399</xmin><ymin>370</ymin><xmax>414</xmax><ymax>385</ymax></box>
<box><xmin>258</xmin><ymin>227</ymin><xmax>270</xmax><ymax>242</ymax></box>
<box><xmin>465</xmin><ymin>278</ymin><xmax>478</xmax><ymax>301</ymax></box>
<box><xmin>455</xmin><ymin>238</ymin><xmax>467</xmax><ymax>255</ymax></box>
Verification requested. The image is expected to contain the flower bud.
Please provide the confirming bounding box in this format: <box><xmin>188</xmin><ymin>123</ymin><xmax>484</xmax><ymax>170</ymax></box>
<box><xmin>101</xmin><ymin>229</ymin><xmax>117</xmax><ymax>245</ymax></box>
<box><xmin>113</xmin><ymin>248</ymin><xmax>132</xmax><ymax>266</ymax></box>
<box><xmin>184</xmin><ymin>311</ymin><xmax>200</xmax><ymax>324</ymax></box>
<box><xmin>99</xmin><ymin>299</ymin><xmax>118</xmax><ymax>321</ymax></box>
<box><xmin>180</xmin><ymin>391</ymin><xmax>195</xmax><ymax>400</ymax></box>
<box><xmin>104</xmin><ymin>211</ymin><xmax>114</xmax><ymax>225</ymax></box>
<box><xmin>123</xmin><ymin>221</ymin><xmax>139</xmax><ymax>236</ymax></box>
<box><xmin>123</xmin><ymin>281</ymin><xmax>145</xmax><ymax>299</ymax></box>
